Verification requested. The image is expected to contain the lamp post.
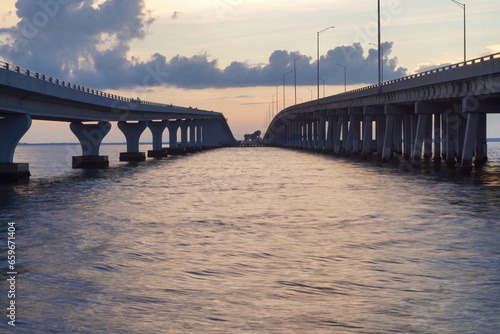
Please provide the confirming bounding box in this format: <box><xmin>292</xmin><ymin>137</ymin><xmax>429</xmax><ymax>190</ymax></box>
<box><xmin>283</xmin><ymin>71</ymin><xmax>292</xmax><ymax>109</ymax></box>
<box><xmin>294</xmin><ymin>55</ymin><xmax>302</xmax><ymax>106</ymax></box>
<box><xmin>336</xmin><ymin>64</ymin><xmax>346</xmax><ymax>92</ymax></box>
<box><xmin>317</xmin><ymin>26</ymin><xmax>335</xmax><ymax>101</ymax></box>
<box><xmin>451</xmin><ymin>0</ymin><xmax>466</xmax><ymax>62</ymax></box>
<box><xmin>377</xmin><ymin>0</ymin><xmax>381</xmax><ymax>92</ymax></box>
<box><xmin>369</xmin><ymin>43</ymin><xmax>383</xmax><ymax>83</ymax></box>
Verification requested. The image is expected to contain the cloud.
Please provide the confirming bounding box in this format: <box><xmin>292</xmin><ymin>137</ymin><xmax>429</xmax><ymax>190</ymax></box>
<box><xmin>0</xmin><ymin>0</ymin><xmax>407</xmax><ymax>90</ymax></box>
<box><xmin>414</xmin><ymin>62</ymin><xmax>452</xmax><ymax>73</ymax></box>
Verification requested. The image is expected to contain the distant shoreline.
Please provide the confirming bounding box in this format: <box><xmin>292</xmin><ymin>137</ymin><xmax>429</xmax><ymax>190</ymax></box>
<box><xmin>19</xmin><ymin>139</ymin><xmax>500</xmax><ymax>145</ymax></box>
<box><xmin>18</xmin><ymin>142</ymin><xmax>165</xmax><ymax>145</ymax></box>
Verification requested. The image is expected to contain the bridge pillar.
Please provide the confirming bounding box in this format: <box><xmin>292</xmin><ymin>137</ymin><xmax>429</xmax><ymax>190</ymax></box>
<box><xmin>363</xmin><ymin>106</ymin><xmax>384</xmax><ymax>157</ymax></box>
<box><xmin>117</xmin><ymin>121</ymin><xmax>147</xmax><ymax>161</ymax></box>
<box><xmin>190</xmin><ymin>120</ymin><xmax>202</xmax><ymax>151</ymax></box>
<box><xmin>147</xmin><ymin>120</ymin><xmax>169</xmax><ymax>158</ymax></box>
<box><xmin>180</xmin><ymin>120</ymin><xmax>190</xmax><ymax>148</ymax></box>
<box><xmin>0</xmin><ymin>115</ymin><xmax>32</xmax><ymax>182</ymax></box>
<box><xmin>70</xmin><ymin>121</ymin><xmax>111</xmax><ymax>168</ymax></box>
<box><xmin>402</xmin><ymin>115</ymin><xmax>413</xmax><ymax>160</ymax></box>
<box><xmin>306</xmin><ymin>120</ymin><xmax>313</xmax><ymax>149</ymax></box>
<box><xmin>167</xmin><ymin>119</ymin><xmax>185</xmax><ymax>154</ymax></box>
<box><xmin>334</xmin><ymin>110</ymin><xmax>348</xmax><ymax>155</ymax></box>
<box><xmin>188</xmin><ymin>120</ymin><xmax>198</xmax><ymax>151</ymax></box>
<box><xmin>347</xmin><ymin>107</ymin><xmax>363</xmax><ymax>155</ymax></box>
<box><xmin>382</xmin><ymin>115</ymin><xmax>394</xmax><ymax>161</ymax></box>
<box><xmin>461</xmin><ymin>97</ymin><xmax>494</xmax><ymax>170</ymax></box>
<box><xmin>443</xmin><ymin>110</ymin><xmax>459</xmax><ymax>167</ymax></box>
<box><xmin>196</xmin><ymin>120</ymin><xmax>203</xmax><ymax>149</ymax></box>
<box><xmin>362</xmin><ymin>114</ymin><xmax>372</xmax><ymax>157</ymax></box>
<box><xmin>376</xmin><ymin>115</ymin><xmax>386</xmax><ymax>156</ymax></box>
<box><xmin>434</xmin><ymin>114</ymin><xmax>442</xmax><ymax>163</ymax></box>
<box><xmin>318</xmin><ymin>112</ymin><xmax>327</xmax><ymax>150</ymax></box>
<box><xmin>412</xmin><ymin>102</ymin><xmax>436</xmax><ymax>167</ymax></box>
<box><xmin>296</xmin><ymin>119</ymin><xmax>303</xmax><ymax>148</ymax></box>
<box><xmin>325</xmin><ymin>111</ymin><xmax>336</xmax><ymax>152</ymax></box>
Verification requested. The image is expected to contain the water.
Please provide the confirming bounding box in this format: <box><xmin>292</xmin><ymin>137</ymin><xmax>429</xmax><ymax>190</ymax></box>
<box><xmin>1</xmin><ymin>144</ymin><xmax>500</xmax><ymax>333</ymax></box>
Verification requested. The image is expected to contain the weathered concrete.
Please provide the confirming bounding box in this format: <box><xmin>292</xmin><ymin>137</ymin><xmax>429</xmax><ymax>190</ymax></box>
<box><xmin>0</xmin><ymin>114</ymin><xmax>32</xmax><ymax>182</ymax></box>
<box><xmin>70</xmin><ymin>121</ymin><xmax>111</xmax><ymax>168</ymax></box>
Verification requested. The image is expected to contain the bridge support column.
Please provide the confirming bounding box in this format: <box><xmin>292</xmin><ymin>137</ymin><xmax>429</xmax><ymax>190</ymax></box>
<box><xmin>180</xmin><ymin>120</ymin><xmax>190</xmax><ymax>148</ymax></box>
<box><xmin>147</xmin><ymin>120</ymin><xmax>169</xmax><ymax>158</ymax></box>
<box><xmin>444</xmin><ymin>110</ymin><xmax>459</xmax><ymax>167</ymax></box>
<box><xmin>325</xmin><ymin>112</ymin><xmax>336</xmax><ymax>152</ymax></box>
<box><xmin>118</xmin><ymin>121</ymin><xmax>147</xmax><ymax>161</ymax></box>
<box><xmin>318</xmin><ymin>113</ymin><xmax>327</xmax><ymax>150</ymax></box>
<box><xmin>474</xmin><ymin>113</ymin><xmax>488</xmax><ymax>166</ymax></box>
<box><xmin>382</xmin><ymin>114</ymin><xmax>395</xmax><ymax>161</ymax></box>
<box><xmin>196</xmin><ymin>120</ymin><xmax>203</xmax><ymax>149</ymax></box>
<box><xmin>334</xmin><ymin>110</ymin><xmax>348</xmax><ymax>155</ymax></box>
<box><xmin>167</xmin><ymin>120</ymin><xmax>185</xmax><ymax>154</ymax></box>
<box><xmin>70</xmin><ymin>121</ymin><xmax>111</xmax><ymax>168</ymax></box>
<box><xmin>461</xmin><ymin>97</ymin><xmax>493</xmax><ymax>170</ymax></box>
<box><xmin>306</xmin><ymin>120</ymin><xmax>313</xmax><ymax>149</ymax></box>
<box><xmin>461</xmin><ymin>113</ymin><xmax>480</xmax><ymax>172</ymax></box>
<box><xmin>0</xmin><ymin>115</ymin><xmax>32</xmax><ymax>182</ymax></box>
<box><xmin>411</xmin><ymin>113</ymin><xmax>430</xmax><ymax>167</ymax></box>
<box><xmin>376</xmin><ymin>115</ymin><xmax>385</xmax><ymax>156</ymax></box>
<box><xmin>347</xmin><ymin>107</ymin><xmax>363</xmax><ymax>155</ymax></box>
<box><xmin>362</xmin><ymin>115</ymin><xmax>372</xmax><ymax>157</ymax></box>
<box><xmin>433</xmin><ymin>114</ymin><xmax>442</xmax><ymax>163</ymax></box>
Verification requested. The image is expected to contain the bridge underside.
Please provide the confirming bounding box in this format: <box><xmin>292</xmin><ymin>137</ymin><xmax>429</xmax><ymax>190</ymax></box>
<box><xmin>265</xmin><ymin>96</ymin><xmax>500</xmax><ymax>172</ymax></box>
<box><xmin>0</xmin><ymin>68</ymin><xmax>236</xmax><ymax>182</ymax></box>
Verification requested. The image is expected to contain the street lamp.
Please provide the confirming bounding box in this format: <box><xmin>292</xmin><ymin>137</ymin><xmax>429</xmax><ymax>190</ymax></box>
<box><xmin>369</xmin><ymin>43</ymin><xmax>383</xmax><ymax>83</ymax></box>
<box><xmin>283</xmin><ymin>71</ymin><xmax>292</xmax><ymax>109</ymax></box>
<box><xmin>451</xmin><ymin>0</ymin><xmax>466</xmax><ymax>62</ymax></box>
<box><xmin>336</xmin><ymin>64</ymin><xmax>346</xmax><ymax>92</ymax></box>
<box><xmin>377</xmin><ymin>0</ymin><xmax>381</xmax><ymax>92</ymax></box>
<box><xmin>294</xmin><ymin>55</ymin><xmax>303</xmax><ymax>106</ymax></box>
<box><xmin>317</xmin><ymin>26</ymin><xmax>335</xmax><ymax>101</ymax></box>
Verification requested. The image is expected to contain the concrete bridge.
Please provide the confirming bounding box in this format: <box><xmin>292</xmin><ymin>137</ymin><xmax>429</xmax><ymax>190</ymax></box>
<box><xmin>0</xmin><ymin>61</ymin><xmax>235</xmax><ymax>182</ymax></box>
<box><xmin>264</xmin><ymin>52</ymin><xmax>500</xmax><ymax>172</ymax></box>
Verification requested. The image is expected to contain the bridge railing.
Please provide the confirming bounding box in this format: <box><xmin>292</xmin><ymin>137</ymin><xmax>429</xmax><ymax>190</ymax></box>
<box><xmin>342</xmin><ymin>52</ymin><xmax>500</xmax><ymax>96</ymax></box>
<box><xmin>0</xmin><ymin>60</ymin><xmax>197</xmax><ymax>111</ymax></box>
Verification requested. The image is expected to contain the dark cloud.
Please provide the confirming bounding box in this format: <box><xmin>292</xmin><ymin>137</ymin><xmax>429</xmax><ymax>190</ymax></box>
<box><xmin>0</xmin><ymin>0</ymin><xmax>407</xmax><ymax>90</ymax></box>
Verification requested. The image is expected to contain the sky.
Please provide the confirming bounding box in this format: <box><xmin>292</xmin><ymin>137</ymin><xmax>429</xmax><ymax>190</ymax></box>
<box><xmin>1</xmin><ymin>0</ymin><xmax>499</xmax><ymax>142</ymax></box>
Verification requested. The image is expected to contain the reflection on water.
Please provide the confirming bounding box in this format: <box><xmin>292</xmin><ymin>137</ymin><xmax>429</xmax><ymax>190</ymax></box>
<box><xmin>1</xmin><ymin>144</ymin><xmax>500</xmax><ymax>333</ymax></box>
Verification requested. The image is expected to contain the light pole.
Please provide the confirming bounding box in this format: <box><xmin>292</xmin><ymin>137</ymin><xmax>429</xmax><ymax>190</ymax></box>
<box><xmin>336</xmin><ymin>64</ymin><xmax>346</xmax><ymax>92</ymax></box>
<box><xmin>377</xmin><ymin>0</ymin><xmax>381</xmax><ymax>92</ymax></box>
<box><xmin>317</xmin><ymin>26</ymin><xmax>335</xmax><ymax>101</ymax></box>
<box><xmin>294</xmin><ymin>55</ymin><xmax>302</xmax><ymax>106</ymax></box>
<box><xmin>369</xmin><ymin>43</ymin><xmax>383</xmax><ymax>83</ymax></box>
<box><xmin>451</xmin><ymin>0</ymin><xmax>466</xmax><ymax>62</ymax></box>
<box><xmin>283</xmin><ymin>71</ymin><xmax>292</xmax><ymax>109</ymax></box>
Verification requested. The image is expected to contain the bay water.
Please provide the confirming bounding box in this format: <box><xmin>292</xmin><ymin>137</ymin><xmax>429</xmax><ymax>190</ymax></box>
<box><xmin>1</xmin><ymin>144</ymin><xmax>500</xmax><ymax>333</ymax></box>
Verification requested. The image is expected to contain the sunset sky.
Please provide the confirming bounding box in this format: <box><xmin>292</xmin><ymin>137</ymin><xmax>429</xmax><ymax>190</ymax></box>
<box><xmin>1</xmin><ymin>0</ymin><xmax>499</xmax><ymax>142</ymax></box>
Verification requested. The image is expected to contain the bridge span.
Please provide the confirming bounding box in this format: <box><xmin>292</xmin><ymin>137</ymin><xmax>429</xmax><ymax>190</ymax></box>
<box><xmin>264</xmin><ymin>52</ymin><xmax>500</xmax><ymax>172</ymax></box>
<box><xmin>0</xmin><ymin>61</ymin><xmax>236</xmax><ymax>182</ymax></box>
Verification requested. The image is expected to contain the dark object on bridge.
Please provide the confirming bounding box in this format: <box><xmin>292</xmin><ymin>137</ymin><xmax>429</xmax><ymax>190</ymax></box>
<box><xmin>244</xmin><ymin>130</ymin><xmax>263</xmax><ymax>144</ymax></box>
<box><xmin>72</xmin><ymin>156</ymin><xmax>109</xmax><ymax>169</ymax></box>
<box><xmin>119</xmin><ymin>152</ymin><xmax>147</xmax><ymax>162</ymax></box>
<box><xmin>0</xmin><ymin>163</ymin><xmax>30</xmax><ymax>183</ymax></box>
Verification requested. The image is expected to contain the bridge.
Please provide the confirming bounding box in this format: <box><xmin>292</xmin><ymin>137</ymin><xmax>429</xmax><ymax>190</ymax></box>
<box><xmin>0</xmin><ymin>61</ymin><xmax>236</xmax><ymax>182</ymax></box>
<box><xmin>264</xmin><ymin>52</ymin><xmax>500</xmax><ymax>172</ymax></box>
